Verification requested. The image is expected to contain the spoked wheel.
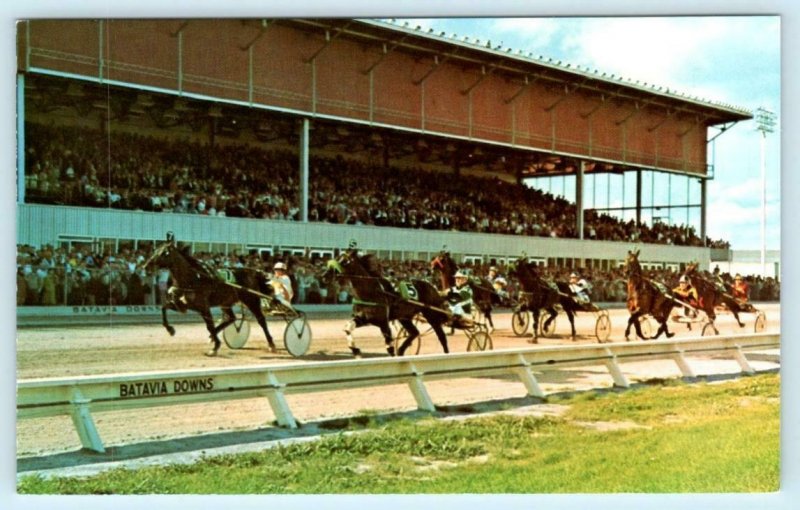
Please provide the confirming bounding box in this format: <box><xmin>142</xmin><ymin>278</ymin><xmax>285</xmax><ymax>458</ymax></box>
<box><xmin>512</xmin><ymin>309</ymin><xmax>530</xmax><ymax>336</ymax></box>
<box><xmin>638</xmin><ymin>315</ymin><xmax>653</xmax><ymax>340</ymax></box>
<box><xmin>466</xmin><ymin>330</ymin><xmax>493</xmax><ymax>351</ymax></box>
<box><xmin>538</xmin><ymin>314</ymin><xmax>557</xmax><ymax>338</ymax></box>
<box><xmin>284</xmin><ymin>315</ymin><xmax>312</xmax><ymax>357</ymax></box>
<box><xmin>754</xmin><ymin>311</ymin><xmax>766</xmax><ymax>333</ymax></box>
<box><xmin>222</xmin><ymin>314</ymin><xmax>251</xmax><ymax>349</ymax></box>
<box><xmin>595</xmin><ymin>310</ymin><xmax>612</xmax><ymax>343</ymax></box>
<box><xmin>394</xmin><ymin>323</ymin><xmax>422</xmax><ymax>356</ymax></box>
<box><xmin>701</xmin><ymin>321</ymin><xmax>718</xmax><ymax>337</ymax></box>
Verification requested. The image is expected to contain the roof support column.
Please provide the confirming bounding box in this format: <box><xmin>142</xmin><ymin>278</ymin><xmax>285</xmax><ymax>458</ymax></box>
<box><xmin>635</xmin><ymin>168</ymin><xmax>642</xmax><ymax>226</ymax></box>
<box><xmin>700</xmin><ymin>177</ymin><xmax>707</xmax><ymax>246</ymax></box>
<box><xmin>298</xmin><ymin>118</ymin><xmax>310</xmax><ymax>223</ymax></box>
<box><xmin>576</xmin><ymin>161</ymin><xmax>585</xmax><ymax>240</ymax></box>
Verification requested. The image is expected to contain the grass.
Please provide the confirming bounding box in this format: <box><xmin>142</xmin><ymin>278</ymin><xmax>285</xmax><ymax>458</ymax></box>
<box><xmin>18</xmin><ymin>374</ymin><xmax>780</xmax><ymax>494</ymax></box>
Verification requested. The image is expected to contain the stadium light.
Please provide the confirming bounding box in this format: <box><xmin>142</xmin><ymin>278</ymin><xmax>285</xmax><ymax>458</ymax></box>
<box><xmin>755</xmin><ymin>107</ymin><xmax>776</xmax><ymax>278</ymax></box>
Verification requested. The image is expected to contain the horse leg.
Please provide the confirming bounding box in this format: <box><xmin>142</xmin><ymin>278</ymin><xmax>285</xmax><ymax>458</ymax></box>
<box><xmin>529</xmin><ymin>309</ymin><xmax>540</xmax><ymax>344</ymax></box>
<box><xmin>215</xmin><ymin>306</ymin><xmax>237</xmax><ymax>335</ymax></box>
<box><xmin>161</xmin><ymin>304</ymin><xmax>176</xmax><ymax>336</ymax></box>
<box><xmin>485</xmin><ymin>308</ymin><xmax>494</xmax><ymax>333</ymax></box>
<box><xmin>430</xmin><ymin>321</ymin><xmax>450</xmax><ymax>354</ymax></box>
<box><xmin>706</xmin><ymin>308</ymin><xmax>720</xmax><ymax>335</ymax></box>
<box><xmin>200</xmin><ymin>308</ymin><xmax>222</xmax><ymax>356</ymax></box>
<box><xmin>379</xmin><ymin>322</ymin><xmax>396</xmax><ymax>356</ymax></box>
<box><xmin>542</xmin><ymin>307</ymin><xmax>556</xmax><ymax>332</ymax></box>
<box><xmin>566</xmin><ymin>309</ymin><xmax>576</xmax><ymax>339</ymax></box>
<box><xmin>344</xmin><ymin>317</ymin><xmax>365</xmax><ymax>358</ymax></box>
<box><xmin>396</xmin><ymin>318</ymin><xmax>419</xmax><ymax>356</ymax></box>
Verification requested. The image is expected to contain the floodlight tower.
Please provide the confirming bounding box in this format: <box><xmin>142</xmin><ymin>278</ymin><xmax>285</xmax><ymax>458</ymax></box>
<box><xmin>754</xmin><ymin>107</ymin><xmax>776</xmax><ymax>278</ymax></box>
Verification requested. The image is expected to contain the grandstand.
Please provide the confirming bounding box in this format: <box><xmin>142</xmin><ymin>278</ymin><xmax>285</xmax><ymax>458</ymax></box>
<box><xmin>17</xmin><ymin>19</ymin><xmax>751</xmax><ymax>271</ymax></box>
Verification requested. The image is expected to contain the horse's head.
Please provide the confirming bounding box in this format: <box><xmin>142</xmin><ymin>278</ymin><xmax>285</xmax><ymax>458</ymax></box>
<box><xmin>624</xmin><ymin>248</ymin><xmax>641</xmax><ymax>277</ymax></box>
<box><xmin>141</xmin><ymin>237</ymin><xmax>178</xmax><ymax>271</ymax></box>
<box><xmin>685</xmin><ymin>261</ymin><xmax>699</xmax><ymax>275</ymax></box>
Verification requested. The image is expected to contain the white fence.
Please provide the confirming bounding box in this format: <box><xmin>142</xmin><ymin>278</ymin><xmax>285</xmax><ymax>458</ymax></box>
<box><xmin>17</xmin><ymin>333</ymin><xmax>779</xmax><ymax>453</ymax></box>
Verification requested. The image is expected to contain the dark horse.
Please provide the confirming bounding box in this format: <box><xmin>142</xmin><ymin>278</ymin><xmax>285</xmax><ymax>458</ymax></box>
<box><xmin>430</xmin><ymin>250</ymin><xmax>498</xmax><ymax>330</ymax></box>
<box><xmin>683</xmin><ymin>262</ymin><xmax>748</xmax><ymax>334</ymax></box>
<box><xmin>508</xmin><ymin>258</ymin><xmax>580</xmax><ymax>342</ymax></box>
<box><xmin>321</xmin><ymin>247</ymin><xmax>450</xmax><ymax>357</ymax></box>
<box><xmin>142</xmin><ymin>233</ymin><xmax>277</xmax><ymax>356</ymax></box>
<box><xmin>624</xmin><ymin>249</ymin><xmax>676</xmax><ymax>341</ymax></box>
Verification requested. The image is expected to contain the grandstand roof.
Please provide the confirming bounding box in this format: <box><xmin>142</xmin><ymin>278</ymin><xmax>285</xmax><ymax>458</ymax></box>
<box><xmin>278</xmin><ymin>18</ymin><xmax>751</xmax><ymax>126</ymax></box>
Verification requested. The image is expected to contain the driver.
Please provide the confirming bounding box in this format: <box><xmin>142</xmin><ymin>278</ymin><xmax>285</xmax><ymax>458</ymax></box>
<box><xmin>442</xmin><ymin>270</ymin><xmax>473</xmax><ymax>327</ymax></box>
<box><xmin>672</xmin><ymin>275</ymin><xmax>699</xmax><ymax>320</ymax></box>
<box><xmin>488</xmin><ymin>266</ymin><xmax>509</xmax><ymax>302</ymax></box>
<box><xmin>271</xmin><ymin>262</ymin><xmax>294</xmax><ymax>308</ymax></box>
<box><xmin>732</xmin><ymin>274</ymin><xmax>749</xmax><ymax>303</ymax></box>
<box><xmin>568</xmin><ymin>272</ymin><xmax>592</xmax><ymax>305</ymax></box>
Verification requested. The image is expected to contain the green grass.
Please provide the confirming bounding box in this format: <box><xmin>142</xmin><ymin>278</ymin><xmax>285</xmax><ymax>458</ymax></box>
<box><xmin>18</xmin><ymin>374</ymin><xmax>780</xmax><ymax>494</ymax></box>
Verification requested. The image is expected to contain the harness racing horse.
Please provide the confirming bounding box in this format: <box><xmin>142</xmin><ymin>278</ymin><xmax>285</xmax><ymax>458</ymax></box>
<box><xmin>142</xmin><ymin>234</ymin><xmax>278</xmax><ymax>356</ymax></box>
<box><xmin>624</xmin><ymin>249</ymin><xmax>676</xmax><ymax>341</ymax></box>
<box><xmin>430</xmin><ymin>251</ymin><xmax>499</xmax><ymax>330</ymax></box>
<box><xmin>322</xmin><ymin>248</ymin><xmax>450</xmax><ymax>357</ymax></box>
<box><xmin>508</xmin><ymin>259</ymin><xmax>578</xmax><ymax>342</ymax></box>
<box><xmin>683</xmin><ymin>262</ymin><xmax>747</xmax><ymax>334</ymax></box>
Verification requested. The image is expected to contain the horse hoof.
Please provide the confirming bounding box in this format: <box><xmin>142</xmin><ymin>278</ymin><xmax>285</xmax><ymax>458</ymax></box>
<box><xmin>167</xmin><ymin>327</ymin><xmax>176</xmax><ymax>336</ymax></box>
<box><xmin>204</xmin><ymin>349</ymin><xmax>218</xmax><ymax>357</ymax></box>
<box><xmin>386</xmin><ymin>347</ymin><xmax>396</xmax><ymax>357</ymax></box>
<box><xmin>268</xmin><ymin>346</ymin><xmax>278</xmax><ymax>354</ymax></box>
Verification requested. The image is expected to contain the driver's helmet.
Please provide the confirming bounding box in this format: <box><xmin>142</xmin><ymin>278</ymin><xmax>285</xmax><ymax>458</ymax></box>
<box><xmin>679</xmin><ymin>275</ymin><xmax>689</xmax><ymax>284</ymax></box>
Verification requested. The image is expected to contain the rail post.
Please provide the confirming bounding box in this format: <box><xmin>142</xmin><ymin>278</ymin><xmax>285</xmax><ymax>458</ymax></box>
<box><xmin>515</xmin><ymin>354</ymin><xmax>546</xmax><ymax>398</ymax></box>
<box><xmin>69</xmin><ymin>388</ymin><xmax>105</xmax><ymax>453</ymax></box>
<box><xmin>732</xmin><ymin>345</ymin><xmax>756</xmax><ymax>375</ymax></box>
<box><xmin>265</xmin><ymin>372</ymin><xmax>298</xmax><ymax>428</ymax></box>
<box><xmin>407</xmin><ymin>363</ymin><xmax>436</xmax><ymax>412</ymax></box>
<box><xmin>672</xmin><ymin>349</ymin><xmax>697</xmax><ymax>378</ymax></box>
<box><xmin>604</xmin><ymin>348</ymin><xmax>630</xmax><ymax>388</ymax></box>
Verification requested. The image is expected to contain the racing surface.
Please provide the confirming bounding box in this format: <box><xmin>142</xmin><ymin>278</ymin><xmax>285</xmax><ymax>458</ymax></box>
<box><xmin>17</xmin><ymin>304</ymin><xmax>780</xmax><ymax>458</ymax></box>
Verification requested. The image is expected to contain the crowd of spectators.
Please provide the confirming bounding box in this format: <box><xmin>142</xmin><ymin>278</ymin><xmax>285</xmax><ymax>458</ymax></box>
<box><xmin>24</xmin><ymin>122</ymin><xmax>728</xmax><ymax>248</ymax></box>
<box><xmin>16</xmin><ymin>243</ymin><xmax>778</xmax><ymax>308</ymax></box>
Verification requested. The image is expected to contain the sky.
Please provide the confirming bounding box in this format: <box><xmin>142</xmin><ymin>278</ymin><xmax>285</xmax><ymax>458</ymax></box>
<box><xmin>398</xmin><ymin>16</ymin><xmax>781</xmax><ymax>251</ymax></box>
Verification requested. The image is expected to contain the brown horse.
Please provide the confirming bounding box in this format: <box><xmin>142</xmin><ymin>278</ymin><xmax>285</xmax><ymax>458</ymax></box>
<box><xmin>430</xmin><ymin>250</ymin><xmax>498</xmax><ymax>330</ymax></box>
<box><xmin>684</xmin><ymin>262</ymin><xmax>748</xmax><ymax>334</ymax></box>
<box><xmin>624</xmin><ymin>249</ymin><xmax>677</xmax><ymax>340</ymax></box>
<box><xmin>142</xmin><ymin>233</ymin><xmax>277</xmax><ymax>356</ymax></box>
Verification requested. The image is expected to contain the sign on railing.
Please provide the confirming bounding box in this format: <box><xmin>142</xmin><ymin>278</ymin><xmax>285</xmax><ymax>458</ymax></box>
<box><xmin>17</xmin><ymin>333</ymin><xmax>780</xmax><ymax>453</ymax></box>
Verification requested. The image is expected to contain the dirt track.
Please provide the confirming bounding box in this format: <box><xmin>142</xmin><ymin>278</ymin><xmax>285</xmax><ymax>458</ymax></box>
<box><xmin>16</xmin><ymin>305</ymin><xmax>781</xmax><ymax>457</ymax></box>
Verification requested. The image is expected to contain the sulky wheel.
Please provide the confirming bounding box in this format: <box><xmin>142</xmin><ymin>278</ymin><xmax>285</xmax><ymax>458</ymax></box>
<box><xmin>638</xmin><ymin>315</ymin><xmax>653</xmax><ymax>340</ymax></box>
<box><xmin>754</xmin><ymin>311</ymin><xmax>766</xmax><ymax>333</ymax></box>
<box><xmin>466</xmin><ymin>330</ymin><xmax>493</xmax><ymax>352</ymax></box>
<box><xmin>538</xmin><ymin>314</ymin><xmax>557</xmax><ymax>338</ymax></box>
<box><xmin>283</xmin><ymin>315</ymin><xmax>312</xmax><ymax>357</ymax></box>
<box><xmin>512</xmin><ymin>309</ymin><xmax>530</xmax><ymax>336</ymax></box>
<box><xmin>222</xmin><ymin>315</ymin><xmax>251</xmax><ymax>349</ymax></box>
<box><xmin>595</xmin><ymin>310</ymin><xmax>612</xmax><ymax>343</ymax></box>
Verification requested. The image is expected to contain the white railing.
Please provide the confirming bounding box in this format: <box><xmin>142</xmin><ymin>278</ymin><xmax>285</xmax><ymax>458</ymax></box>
<box><xmin>17</xmin><ymin>333</ymin><xmax>779</xmax><ymax>453</ymax></box>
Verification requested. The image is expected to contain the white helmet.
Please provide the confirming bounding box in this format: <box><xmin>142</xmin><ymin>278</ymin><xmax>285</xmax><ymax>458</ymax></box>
<box><xmin>679</xmin><ymin>275</ymin><xmax>689</xmax><ymax>283</ymax></box>
<box><xmin>455</xmin><ymin>270</ymin><xmax>468</xmax><ymax>279</ymax></box>
<box><xmin>570</xmin><ymin>272</ymin><xmax>578</xmax><ymax>279</ymax></box>
<box><xmin>273</xmin><ymin>262</ymin><xmax>287</xmax><ymax>271</ymax></box>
